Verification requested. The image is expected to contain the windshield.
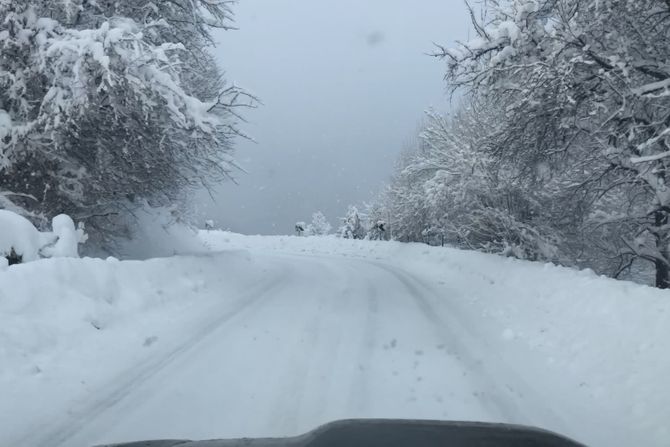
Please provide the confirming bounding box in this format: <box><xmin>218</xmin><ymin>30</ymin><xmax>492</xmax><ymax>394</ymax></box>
<box><xmin>0</xmin><ymin>1</ymin><xmax>668</xmax><ymax>447</ymax></box>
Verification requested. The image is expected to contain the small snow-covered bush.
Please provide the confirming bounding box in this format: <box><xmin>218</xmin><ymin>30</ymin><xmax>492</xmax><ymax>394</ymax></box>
<box><xmin>295</xmin><ymin>222</ymin><xmax>306</xmax><ymax>236</ymax></box>
<box><xmin>338</xmin><ymin>206</ymin><xmax>365</xmax><ymax>239</ymax></box>
<box><xmin>40</xmin><ymin>214</ymin><xmax>88</xmax><ymax>259</ymax></box>
<box><xmin>0</xmin><ymin>210</ymin><xmax>86</xmax><ymax>264</ymax></box>
<box><xmin>305</xmin><ymin>212</ymin><xmax>332</xmax><ymax>236</ymax></box>
<box><xmin>0</xmin><ymin>210</ymin><xmax>44</xmax><ymax>264</ymax></box>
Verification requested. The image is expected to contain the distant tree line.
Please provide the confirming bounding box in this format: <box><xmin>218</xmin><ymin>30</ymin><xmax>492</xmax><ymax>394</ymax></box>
<box><xmin>371</xmin><ymin>0</ymin><xmax>670</xmax><ymax>288</ymax></box>
<box><xmin>295</xmin><ymin>208</ymin><xmax>389</xmax><ymax>241</ymax></box>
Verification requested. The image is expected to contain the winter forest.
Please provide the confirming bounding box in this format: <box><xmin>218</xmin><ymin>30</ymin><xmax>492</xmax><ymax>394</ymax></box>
<box><xmin>2</xmin><ymin>0</ymin><xmax>670</xmax><ymax>288</ymax></box>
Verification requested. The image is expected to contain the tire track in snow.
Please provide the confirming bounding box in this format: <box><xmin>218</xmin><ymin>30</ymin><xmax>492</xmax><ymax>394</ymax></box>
<box><xmin>346</xmin><ymin>276</ymin><xmax>379</xmax><ymax>415</ymax></box>
<box><xmin>367</xmin><ymin>259</ymin><xmax>570</xmax><ymax>433</ymax></box>
<box><xmin>267</xmin><ymin>258</ymin><xmax>340</xmax><ymax>435</ymax></box>
<box><xmin>264</xmin><ymin>256</ymin><xmax>380</xmax><ymax>430</ymax></box>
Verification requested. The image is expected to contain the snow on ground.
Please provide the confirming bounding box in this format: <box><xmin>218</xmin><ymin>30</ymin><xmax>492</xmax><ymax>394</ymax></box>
<box><xmin>0</xmin><ymin>210</ymin><xmax>48</xmax><ymax>263</ymax></box>
<box><xmin>1</xmin><ymin>230</ymin><xmax>668</xmax><ymax>447</ymax></box>
<box><xmin>0</xmin><ymin>210</ymin><xmax>86</xmax><ymax>262</ymax></box>
<box><xmin>0</xmin><ymin>249</ymin><xmax>280</xmax><ymax>446</ymax></box>
<box><xmin>202</xmin><ymin>232</ymin><xmax>670</xmax><ymax>447</ymax></box>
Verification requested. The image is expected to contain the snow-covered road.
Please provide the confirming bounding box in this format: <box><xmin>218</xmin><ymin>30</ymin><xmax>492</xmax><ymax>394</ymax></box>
<box><xmin>15</xmin><ymin>253</ymin><xmax>533</xmax><ymax>446</ymax></box>
<box><xmin>3</xmin><ymin>233</ymin><xmax>670</xmax><ymax>447</ymax></box>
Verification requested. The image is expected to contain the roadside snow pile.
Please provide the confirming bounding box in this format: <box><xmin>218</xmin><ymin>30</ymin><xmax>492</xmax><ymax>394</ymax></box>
<box><xmin>0</xmin><ymin>210</ymin><xmax>86</xmax><ymax>265</ymax></box>
<box><xmin>201</xmin><ymin>231</ymin><xmax>670</xmax><ymax>447</ymax></box>
<box><xmin>0</xmin><ymin>249</ymin><xmax>277</xmax><ymax>446</ymax></box>
<box><xmin>0</xmin><ymin>210</ymin><xmax>45</xmax><ymax>264</ymax></box>
<box><xmin>43</xmin><ymin>214</ymin><xmax>87</xmax><ymax>258</ymax></box>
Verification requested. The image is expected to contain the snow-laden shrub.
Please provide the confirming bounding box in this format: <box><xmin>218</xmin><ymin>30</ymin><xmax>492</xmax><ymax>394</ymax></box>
<box><xmin>457</xmin><ymin>207</ymin><xmax>560</xmax><ymax>262</ymax></box>
<box><xmin>338</xmin><ymin>206</ymin><xmax>366</xmax><ymax>239</ymax></box>
<box><xmin>0</xmin><ymin>210</ymin><xmax>45</xmax><ymax>264</ymax></box>
<box><xmin>40</xmin><ymin>214</ymin><xmax>88</xmax><ymax>258</ymax></box>
<box><xmin>367</xmin><ymin>220</ymin><xmax>387</xmax><ymax>241</ymax></box>
<box><xmin>0</xmin><ymin>210</ymin><xmax>85</xmax><ymax>264</ymax></box>
<box><xmin>295</xmin><ymin>222</ymin><xmax>306</xmax><ymax>236</ymax></box>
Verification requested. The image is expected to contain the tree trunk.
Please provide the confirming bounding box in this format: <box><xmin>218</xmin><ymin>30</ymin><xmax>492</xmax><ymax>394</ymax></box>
<box><xmin>655</xmin><ymin>211</ymin><xmax>670</xmax><ymax>289</ymax></box>
<box><xmin>656</xmin><ymin>258</ymin><xmax>669</xmax><ymax>289</ymax></box>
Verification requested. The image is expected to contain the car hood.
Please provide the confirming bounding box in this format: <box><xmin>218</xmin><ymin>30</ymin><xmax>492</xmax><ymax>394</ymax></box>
<box><xmin>97</xmin><ymin>419</ymin><xmax>585</xmax><ymax>447</ymax></box>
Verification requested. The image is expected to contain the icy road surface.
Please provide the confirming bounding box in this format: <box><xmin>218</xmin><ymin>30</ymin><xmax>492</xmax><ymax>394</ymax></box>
<box><xmin>2</xmin><ymin>233</ymin><xmax>669</xmax><ymax>447</ymax></box>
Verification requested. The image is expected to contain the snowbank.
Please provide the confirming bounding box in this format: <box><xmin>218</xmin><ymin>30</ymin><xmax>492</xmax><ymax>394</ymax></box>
<box><xmin>0</xmin><ymin>210</ymin><xmax>85</xmax><ymax>264</ymax></box>
<box><xmin>0</xmin><ymin>248</ymin><xmax>277</xmax><ymax>446</ymax></box>
<box><xmin>201</xmin><ymin>231</ymin><xmax>670</xmax><ymax>447</ymax></box>
<box><xmin>0</xmin><ymin>210</ymin><xmax>44</xmax><ymax>263</ymax></box>
<box><xmin>48</xmin><ymin>214</ymin><xmax>86</xmax><ymax>257</ymax></box>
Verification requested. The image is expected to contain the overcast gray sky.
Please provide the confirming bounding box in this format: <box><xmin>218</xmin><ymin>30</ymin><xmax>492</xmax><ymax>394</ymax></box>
<box><xmin>196</xmin><ymin>0</ymin><xmax>470</xmax><ymax>234</ymax></box>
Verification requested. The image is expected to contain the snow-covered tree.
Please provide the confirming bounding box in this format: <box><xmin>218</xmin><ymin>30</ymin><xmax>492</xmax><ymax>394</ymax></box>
<box><xmin>0</xmin><ymin>1</ymin><xmax>252</xmax><ymax>244</ymax></box>
<box><xmin>435</xmin><ymin>0</ymin><xmax>670</xmax><ymax>287</ymax></box>
<box><xmin>305</xmin><ymin>211</ymin><xmax>332</xmax><ymax>236</ymax></box>
<box><xmin>384</xmin><ymin>138</ymin><xmax>434</xmax><ymax>243</ymax></box>
<box><xmin>363</xmin><ymin>200</ymin><xmax>389</xmax><ymax>241</ymax></box>
<box><xmin>382</xmin><ymin>105</ymin><xmax>563</xmax><ymax>260</ymax></box>
<box><xmin>339</xmin><ymin>206</ymin><xmax>366</xmax><ymax>240</ymax></box>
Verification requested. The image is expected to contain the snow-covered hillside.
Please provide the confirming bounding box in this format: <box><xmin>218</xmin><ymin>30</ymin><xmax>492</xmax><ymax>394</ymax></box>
<box><xmin>1</xmin><ymin>232</ymin><xmax>668</xmax><ymax>447</ymax></box>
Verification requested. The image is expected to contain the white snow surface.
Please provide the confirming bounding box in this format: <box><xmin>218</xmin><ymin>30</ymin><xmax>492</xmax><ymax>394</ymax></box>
<box><xmin>1</xmin><ymin>231</ymin><xmax>668</xmax><ymax>447</ymax></box>
<box><xmin>0</xmin><ymin>210</ymin><xmax>45</xmax><ymax>262</ymax></box>
<box><xmin>41</xmin><ymin>214</ymin><xmax>87</xmax><ymax>258</ymax></box>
